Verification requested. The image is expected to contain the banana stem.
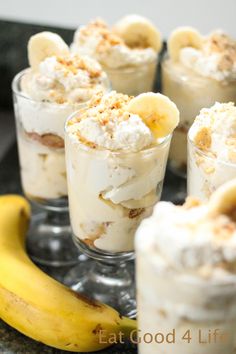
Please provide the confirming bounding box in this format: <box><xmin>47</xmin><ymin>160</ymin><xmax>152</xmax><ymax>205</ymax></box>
<box><xmin>120</xmin><ymin>316</ymin><xmax>137</xmax><ymax>338</ymax></box>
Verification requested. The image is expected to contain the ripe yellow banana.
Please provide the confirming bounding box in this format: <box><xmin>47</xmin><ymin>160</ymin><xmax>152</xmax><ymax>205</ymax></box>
<box><xmin>0</xmin><ymin>195</ymin><xmax>136</xmax><ymax>352</ymax></box>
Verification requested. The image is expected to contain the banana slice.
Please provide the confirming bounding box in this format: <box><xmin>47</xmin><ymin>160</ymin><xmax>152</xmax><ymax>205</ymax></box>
<box><xmin>168</xmin><ymin>26</ymin><xmax>203</xmax><ymax>61</ymax></box>
<box><xmin>208</xmin><ymin>179</ymin><xmax>236</xmax><ymax>217</ymax></box>
<box><xmin>28</xmin><ymin>31</ymin><xmax>69</xmax><ymax>69</ymax></box>
<box><xmin>126</xmin><ymin>92</ymin><xmax>179</xmax><ymax>139</ymax></box>
<box><xmin>113</xmin><ymin>15</ymin><xmax>162</xmax><ymax>52</ymax></box>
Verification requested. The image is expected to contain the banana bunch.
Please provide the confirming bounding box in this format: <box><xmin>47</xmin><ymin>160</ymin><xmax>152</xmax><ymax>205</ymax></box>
<box><xmin>0</xmin><ymin>195</ymin><xmax>136</xmax><ymax>352</ymax></box>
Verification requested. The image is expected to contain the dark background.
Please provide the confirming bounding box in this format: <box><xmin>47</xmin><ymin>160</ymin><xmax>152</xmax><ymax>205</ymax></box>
<box><xmin>0</xmin><ymin>20</ymin><xmax>74</xmax><ymax>163</ymax></box>
<box><xmin>0</xmin><ymin>20</ymin><xmax>74</xmax><ymax>109</ymax></box>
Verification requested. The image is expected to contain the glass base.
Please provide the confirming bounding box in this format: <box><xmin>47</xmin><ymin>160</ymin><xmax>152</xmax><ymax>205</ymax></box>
<box><xmin>65</xmin><ymin>259</ymin><xmax>136</xmax><ymax>318</ymax></box>
<box><xmin>26</xmin><ymin>210</ymin><xmax>80</xmax><ymax>267</ymax></box>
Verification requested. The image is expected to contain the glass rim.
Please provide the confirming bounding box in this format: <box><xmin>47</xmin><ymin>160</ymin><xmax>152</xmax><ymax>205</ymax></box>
<box><xmin>162</xmin><ymin>53</ymin><xmax>236</xmax><ymax>84</ymax></box>
<box><xmin>102</xmin><ymin>55</ymin><xmax>158</xmax><ymax>74</ymax></box>
<box><xmin>188</xmin><ymin>134</ymin><xmax>236</xmax><ymax>168</ymax></box>
<box><xmin>65</xmin><ymin>109</ymin><xmax>172</xmax><ymax>156</ymax></box>
<box><xmin>12</xmin><ymin>68</ymin><xmax>35</xmax><ymax>101</ymax></box>
<box><xmin>12</xmin><ymin>68</ymin><xmax>111</xmax><ymax>107</ymax></box>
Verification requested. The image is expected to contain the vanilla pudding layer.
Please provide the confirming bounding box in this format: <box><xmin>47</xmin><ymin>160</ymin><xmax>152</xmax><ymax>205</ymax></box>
<box><xmin>104</xmin><ymin>59</ymin><xmax>157</xmax><ymax>96</ymax></box>
<box><xmin>162</xmin><ymin>59</ymin><xmax>236</xmax><ymax>170</ymax></box>
<box><xmin>17</xmin><ymin>126</ymin><xmax>67</xmax><ymax>200</ymax></box>
<box><xmin>15</xmin><ymin>94</ymin><xmax>84</xmax><ymax>200</ymax></box>
<box><xmin>136</xmin><ymin>200</ymin><xmax>236</xmax><ymax>354</ymax></box>
<box><xmin>66</xmin><ymin>140</ymin><xmax>169</xmax><ymax>253</ymax></box>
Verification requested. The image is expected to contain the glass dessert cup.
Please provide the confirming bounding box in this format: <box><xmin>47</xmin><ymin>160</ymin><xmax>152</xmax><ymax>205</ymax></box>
<box><xmin>187</xmin><ymin>136</ymin><xmax>236</xmax><ymax>201</ymax></box>
<box><xmin>162</xmin><ymin>56</ymin><xmax>236</xmax><ymax>177</ymax></box>
<box><xmin>64</xmin><ymin>113</ymin><xmax>171</xmax><ymax>317</ymax></box>
<box><xmin>103</xmin><ymin>56</ymin><xmax>158</xmax><ymax>96</ymax></box>
<box><xmin>12</xmin><ymin>69</ymin><xmax>86</xmax><ymax>267</ymax></box>
<box><xmin>137</xmin><ymin>261</ymin><xmax>236</xmax><ymax>354</ymax></box>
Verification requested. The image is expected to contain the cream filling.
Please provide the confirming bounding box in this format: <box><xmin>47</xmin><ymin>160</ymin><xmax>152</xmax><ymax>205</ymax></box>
<box><xmin>17</xmin><ymin>95</ymin><xmax>81</xmax><ymax>138</ymax></box>
<box><xmin>180</xmin><ymin>47</ymin><xmax>236</xmax><ymax>82</ymax></box>
<box><xmin>66</xmin><ymin>139</ymin><xmax>169</xmax><ymax>252</ymax></box>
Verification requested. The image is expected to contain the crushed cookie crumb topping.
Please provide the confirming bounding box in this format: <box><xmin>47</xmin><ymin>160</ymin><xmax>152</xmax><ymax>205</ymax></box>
<box><xmin>189</xmin><ymin>102</ymin><xmax>236</xmax><ymax>165</ymax></box>
<box><xmin>66</xmin><ymin>91</ymin><xmax>154</xmax><ymax>151</ymax></box>
<box><xmin>203</xmin><ymin>31</ymin><xmax>236</xmax><ymax>72</ymax></box>
<box><xmin>194</xmin><ymin>127</ymin><xmax>212</xmax><ymax>151</ymax></box>
<box><xmin>73</xmin><ymin>91</ymin><xmax>133</xmax><ymax>124</ymax></box>
<box><xmin>56</xmin><ymin>55</ymin><xmax>102</xmax><ymax>78</ymax></box>
<box><xmin>183</xmin><ymin>197</ymin><xmax>201</xmax><ymax>209</ymax></box>
<box><xmin>22</xmin><ymin>49</ymin><xmax>108</xmax><ymax>105</ymax></box>
<box><xmin>80</xmin><ymin>19</ymin><xmax>124</xmax><ymax>53</ymax></box>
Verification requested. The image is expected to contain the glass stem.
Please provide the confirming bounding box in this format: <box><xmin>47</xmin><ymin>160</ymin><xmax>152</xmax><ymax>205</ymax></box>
<box><xmin>44</xmin><ymin>209</ymin><xmax>70</xmax><ymax>229</ymax></box>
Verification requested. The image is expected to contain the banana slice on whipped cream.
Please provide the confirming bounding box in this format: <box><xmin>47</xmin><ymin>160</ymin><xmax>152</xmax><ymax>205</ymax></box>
<box><xmin>208</xmin><ymin>179</ymin><xmax>236</xmax><ymax>217</ymax></box>
<box><xmin>127</xmin><ymin>92</ymin><xmax>179</xmax><ymax>139</ymax></box>
<box><xmin>168</xmin><ymin>26</ymin><xmax>203</xmax><ymax>61</ymax></box>
<box><xmin>28</xmin><ymin>31</ymin><xmax>69</xmax><ymax>69</ymax></box>
<box><xmin>113</xmin><ymin>14</ymin><xmax>162</xmax><ymax>52</ymax></box>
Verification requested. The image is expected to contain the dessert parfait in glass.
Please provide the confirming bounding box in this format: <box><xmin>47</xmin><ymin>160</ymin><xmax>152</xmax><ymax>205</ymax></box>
<box><xmin>162</xmin><ymin>27</ymin><xmax>236</xmax><ymax>176</ymax></box>
<box><xmin>12</xmin><ymin>31</ymin><xmax>110</xmax><ymax>266</ymax></box>
<box><xmin>65</xmin><ymin>91</ymin><xmax>179</xmax><ymax>316</ymax></box>
<box><xmin>71</xmin><ymin>15</ymin><xmax>162</xmax><ymax>95</ymax></box>
<box><xmin>188</xmin><ymin>102</ymin><xmax>236</xmax><ymax>201</ymax></box>
<box><xmin>136</xmin><ymin>179</ymin><xmax>236</xmax><ymax>354</ymax></box>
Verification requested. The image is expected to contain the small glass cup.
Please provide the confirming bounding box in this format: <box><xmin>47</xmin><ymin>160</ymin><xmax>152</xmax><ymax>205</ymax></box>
<box><xmin>12</xmin><ymin>69</ymin><xmax>110</xmax><ymax>266</ymax></box>
<box><xmin>64</xmin><ymin>110</ymin><xmax>171</xmax><ymax>317</ymax></box>
<box><xmin>162</xmin><ymin>56</ymin><xmax>236</xmax><ymax>177</ymax></box>
<box><xmin>103</xmin><ymin>56</ymin><xmax>158</xmax><ymax>96</ymax></box>
<box><xmin>187</xmin><ymin>136</ymin><xmax>236</xmax><ymax>201</ymax></box>
<box><xmin>137</xmin><ymin>251</ymin><xmax>236</xmax><ymax>354</ymax></box>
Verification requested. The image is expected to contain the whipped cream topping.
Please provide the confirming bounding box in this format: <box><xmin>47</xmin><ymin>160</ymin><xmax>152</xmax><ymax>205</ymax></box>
<box><xmin>66</xmin><ymin>91</ymin><xmax>155</xmax><ymax>152</ymax></box>
<box><xmin>189</xmin><ymin>102</ymin><xmax>236</xmax><ymax>164</ymax></box>
<box><xmin>21</xmin><ymin>54</ymin><xmax>109</xmax><ymax>104</ymax></box>
<box><xmin>136</xmin><ymin>198</ymin><xmax>236</xmax><ymax>277</ymax></box>
<box><xmin>71</xmin><ymin>19</ymin><xmax>157</xmax><ymax>69</ymax></box>
<box><xmin>179</xmin><ymin>31</ymin><xmax>236</xmax><ymax>81</ymax></box>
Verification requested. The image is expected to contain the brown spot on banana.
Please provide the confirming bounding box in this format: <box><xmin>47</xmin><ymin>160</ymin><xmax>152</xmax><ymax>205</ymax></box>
<box><xmin>69</xmin><ymin>289</ymin><xmax>104</xmax><ymax>310</ymax></box>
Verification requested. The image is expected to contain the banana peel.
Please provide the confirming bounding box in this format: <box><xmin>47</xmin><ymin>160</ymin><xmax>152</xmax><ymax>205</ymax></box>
<box><xmin>0</xmin><ymin>195</ymin><xmax>136</xmax><ymax>352</ymax></box>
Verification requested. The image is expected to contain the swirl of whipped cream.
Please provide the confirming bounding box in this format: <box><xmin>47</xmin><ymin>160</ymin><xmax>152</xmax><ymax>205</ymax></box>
<box><xmin>71</xmin><ymin>19</ymin><xmax>157</xmax><ymax>69</ymax></box>
<box><xmin>21</xmin><ymin>54</ymin><xmax>109</xmax><ymax>104</ymax></box>
<box><xmin>66</xmin><ymin>91</ymin><xmax>155</xmax><ymax>152</ymax></box>
<box><xmin>136</xmin><ymin>197</ymin><xmax>236</xmax><ymax>279</ymax></box>
<box><xmin>180</xmin><ymin>31</ymin><xmax>236</xmax><ymax>81</ymax></box>
<box><xmin>189</xmin><ymin>102</ymin><xmax>236</xmax><ymax>164</ymax></box>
